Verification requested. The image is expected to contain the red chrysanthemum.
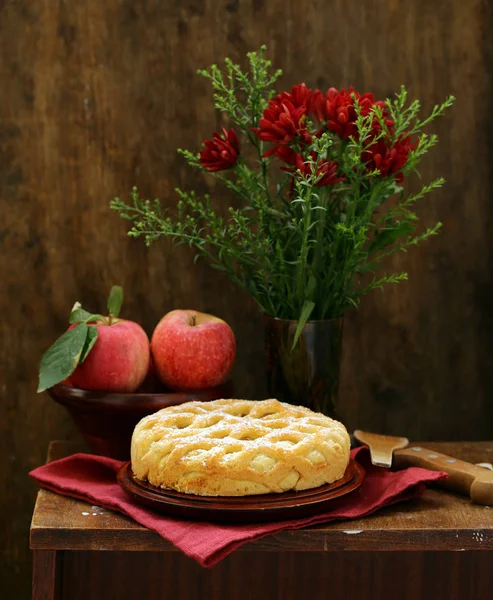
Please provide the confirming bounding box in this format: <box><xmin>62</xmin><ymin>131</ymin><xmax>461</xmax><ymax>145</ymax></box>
<box><xmin>269</xmin><ymin>145</ymin><xmax>299</xmax><ymax>165</ymax></box>
<box><xmin>282</xmin><ymin>152</ymin><xmax>345</xmax><ymax>187</ymax></box>
<box><xmin>254</xmin><ymin>85</ymin><xmax>314</xmax><ymax>150</ymax></box>
<box><xmin>311</xmin><ymin>87</ymin><xmax>393</xmax><ymax>140</ymax></box>
<box><xmin>310</xmin><ymin>88</ymin><xmax>328</xmax><ymax>122</ymax></box>
<box><xmin>363</xmin><ymin>134</ymin><xmax>415</xmax><ymax>183</ymax></box>
<box><xmin>277</xmin><ymin>83</ymin><xmax>313</xmax><ymax>112</ymax></box>
<box><xmin>199</xmin><ymin>128</ymin><xmax>240</xmax><ymax>172</ymax></box>
<box><xmin>254</xmin><ymin>97</ymin><xmax>307</xmax><ymax>146</ymax></box>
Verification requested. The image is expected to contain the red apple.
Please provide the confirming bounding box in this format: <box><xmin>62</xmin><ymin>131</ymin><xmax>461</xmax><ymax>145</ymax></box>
<box><xmin>151</xmin><ymin>310</ymin><xmax>236</xmax><ymax>390</ymax></box>
<box><xmin>138</xmin><ymin>353</ymin><xmax>159</xmax><ymax>393</ymax></box>
<box><xmin>70</xmin><ymin>320</ymin><xmax>150</xmax><ymax>393</ymax></box>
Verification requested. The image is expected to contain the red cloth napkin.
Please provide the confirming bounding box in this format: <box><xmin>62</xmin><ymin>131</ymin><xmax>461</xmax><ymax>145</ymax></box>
<box><xmin>29</xmin><ymin>447</ymin><xmax>446</xmax><ymax>567</ymax></box>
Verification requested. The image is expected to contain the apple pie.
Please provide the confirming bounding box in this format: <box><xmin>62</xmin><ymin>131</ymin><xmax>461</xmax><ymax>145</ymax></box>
<box><xmin>131</xmin><ymin>398</ymin><xmax>351</xmax><ymax>496</ymax></box>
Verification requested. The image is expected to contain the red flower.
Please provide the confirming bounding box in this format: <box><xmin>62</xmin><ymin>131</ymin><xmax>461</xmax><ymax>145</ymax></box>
<box><xmin>268</xmin><ymin>145</ymin><xmax>299</xmax><ymax>165</ymax></box>
<box><xmin>278</xmin><ymin>83</ymin><xmax>313</xmax><ymax>112</ymax></box>
<box><xmin>254</xmin><ymin>84</ymin><xmax>317</xmax><ymax>152</ymax></box>
<box><xmin>282</xmin><ymin>152</ymin><xmax>345</xmax><ymax>187</ymax></box>
<box><xmin>254</xmin><ymin>96</ymin><xmax>309</xmax><ymax>147</ymax></box>
<box><xmin>199</xmin><ymin>128</ymin><xmax>239</xmax><ymax>172</ymax></box>
<box><xmin>310</xmin><ymin>88</ymin><xmax>328</xmax><ymax>122</ymax></box>
<box><xmin>312</xmin><ymin>87</ymin><xmax>393</xmax><ymax>140</ymax></box>
<box><xmin>363</xmin><ymin>134</ymin><xmax>415</xmax><ymax>183</ymax></box>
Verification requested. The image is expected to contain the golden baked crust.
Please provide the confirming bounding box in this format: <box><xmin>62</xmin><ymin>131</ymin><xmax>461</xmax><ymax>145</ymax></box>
<box><xmin>131</xmin><ymin>398</ymin><xmax>351</xmax><ymax>496</ymax></box>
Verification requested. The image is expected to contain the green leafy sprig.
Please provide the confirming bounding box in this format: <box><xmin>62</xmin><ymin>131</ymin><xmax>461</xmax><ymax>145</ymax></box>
<box><xmin>111</xmin><ymin>47</ymin><xmax>454</xmax><ymax>345</ymax></box>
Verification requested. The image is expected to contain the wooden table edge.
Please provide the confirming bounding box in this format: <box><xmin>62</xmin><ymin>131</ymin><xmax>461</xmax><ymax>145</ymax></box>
<box><xmin>30</xmin><ymin>440</ymin><xmax>493</xmax><ymax>553</ymax></box>
<box><xmin>30</xmin><ymin>522</ymin><xmax>493</xmax><ymax>552</ymax></box>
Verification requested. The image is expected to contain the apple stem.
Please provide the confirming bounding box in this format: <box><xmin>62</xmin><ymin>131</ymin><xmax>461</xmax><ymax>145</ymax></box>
<box><xmin>108</xmin><ymin>314</ymin><xmax>113</xmax><ymax>326</ymax></box>
<box><xmin>190</xmin><ymin>313</ymin><xmax>197</xmax><ymax>327</ymax></box>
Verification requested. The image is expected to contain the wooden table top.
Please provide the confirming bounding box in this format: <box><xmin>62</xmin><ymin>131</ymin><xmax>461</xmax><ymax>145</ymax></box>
<box><xmin>30</xmin><ymin>441</ymin><xmax>493</xmax><ymax>553</ymax></box>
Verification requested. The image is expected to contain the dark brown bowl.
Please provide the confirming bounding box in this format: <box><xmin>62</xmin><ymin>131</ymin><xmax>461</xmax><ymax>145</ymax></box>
<box><xmin>48</xmin><ymin>379</ymin><xmax>234</xmax><ymax>460</ymax></box>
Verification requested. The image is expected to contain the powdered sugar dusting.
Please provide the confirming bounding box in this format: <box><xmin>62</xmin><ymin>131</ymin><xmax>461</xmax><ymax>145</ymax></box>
<box><xmin>132</xmin><ymin>398</ymin><xmax>350</xmax><ymax>496</ymax></box>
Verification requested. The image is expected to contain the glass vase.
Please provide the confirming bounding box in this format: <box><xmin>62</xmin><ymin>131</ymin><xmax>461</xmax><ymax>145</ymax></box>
<box><xmin>264</xmin><ymin>315</ymin><xmax>344</xmax><ymax>418</ymax></box>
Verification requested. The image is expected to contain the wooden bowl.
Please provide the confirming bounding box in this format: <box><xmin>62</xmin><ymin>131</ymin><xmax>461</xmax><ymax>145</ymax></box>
<box><xmin>48</xmin><ymin>379</ymin><xmax>234</xmax><ymax>460</ymax></box>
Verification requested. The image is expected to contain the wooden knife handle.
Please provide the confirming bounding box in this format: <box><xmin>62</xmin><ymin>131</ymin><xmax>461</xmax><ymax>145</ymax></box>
<box><xmin>393</xmin><ymin>446</ymin><xmax>493</xmax><ymax>505</ymax></box>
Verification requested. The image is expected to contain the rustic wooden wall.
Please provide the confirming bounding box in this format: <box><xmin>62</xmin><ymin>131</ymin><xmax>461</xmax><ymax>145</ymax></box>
<box><xmin>1</xmin><ymin>0</ymin><xmax>492</xmax><ymax>597</ymax></box>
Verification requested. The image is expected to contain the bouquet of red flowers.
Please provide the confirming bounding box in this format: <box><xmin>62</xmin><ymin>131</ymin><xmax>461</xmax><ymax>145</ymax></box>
<box><xmin>113</xmin><ymin>47</ymin><xmax>453</xmax><ymax>343</ymax></box>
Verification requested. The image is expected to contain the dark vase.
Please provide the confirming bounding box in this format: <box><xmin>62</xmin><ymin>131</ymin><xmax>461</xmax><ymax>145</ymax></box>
<box><xmin>264</xmin><ymin>316</ymin><xmax>344</xmax><ymax>418</ymax></box>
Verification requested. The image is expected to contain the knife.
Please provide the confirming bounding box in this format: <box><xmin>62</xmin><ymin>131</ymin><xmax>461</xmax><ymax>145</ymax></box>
<box><xmin>353</xmin><ymin>430</ymin><xmax>493</xmax><ymax>506</ymax></box>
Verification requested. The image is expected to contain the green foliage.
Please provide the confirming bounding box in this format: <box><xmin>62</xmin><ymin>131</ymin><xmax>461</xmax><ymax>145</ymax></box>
<box><xmin>38</xmin><ymin>323</ymin><xmax>91</xmax><ymax>392</ymax></box>
<box><xmin>197</xmin><ymin>45</ymin><xmax>283</xmax><ymax>139</ymax></box>
<box><xmin>111</xmin><ymin>49</ymin><xmax>454</xmax><ymax>324</ymax></box>
<box><xmin>107</xmin><ymin>285</ymin><xmax>124</xmax><ymax>319</ymax></box>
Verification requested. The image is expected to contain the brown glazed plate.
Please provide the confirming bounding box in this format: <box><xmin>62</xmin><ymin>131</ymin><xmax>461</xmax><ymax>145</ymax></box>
<box><xmin>117</xmin><ymin>459</ymin><xmax>365</xmax><ymax>523</ymax></box>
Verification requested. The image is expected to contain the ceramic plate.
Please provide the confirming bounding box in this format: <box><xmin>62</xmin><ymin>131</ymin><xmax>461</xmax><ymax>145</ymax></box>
<box><xmin>117</xmin><ymin>459</ymin><xmax>365</xmax><ymax>523</ymax></box>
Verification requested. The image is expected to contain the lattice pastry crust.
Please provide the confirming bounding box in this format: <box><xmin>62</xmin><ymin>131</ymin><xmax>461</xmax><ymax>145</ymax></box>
<box><xmin>131</xmin><ymin>398</ymin><xmax>351</xmax><ymax>496</ymax></box>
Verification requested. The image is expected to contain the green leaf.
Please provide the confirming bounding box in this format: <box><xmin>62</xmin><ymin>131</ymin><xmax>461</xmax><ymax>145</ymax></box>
<box><xmin>69</xmin><ymin>301</ymin><xmax>104</xmax><ymax>324</ymax></box>
<box><xmin>69</xmin><ymin>308</ymin><xmax>92</xmax><ymax>323</ymax></box>
<box><xmin>368</xmin><ymin>221</ymin><xmax>414</xmax><ymax>255</ymax></box>
<box><xmin>305</xmin><ymin>275</ymin><xmax>317</xmax><ymax>301</ymax></box>
<box><xmin>69</xmin><ymin>301</ymin><xmax>94</xmax><ymax>324</ymax></box>
<box><xmin>85</xmin><ymin>314</ymin><xmax>104</xmax><ymax>323</ymax></box>
<box><xmin>80</xmin><ymin>326</ymin><xmax>98</xmax><ymax>363</ymax></box>
<box><xmin>292</xmin><ymin>300</ymin><xmax>316</xmax><ymax>350</ymax></box>
<box><xmin>69</xmin><ymin>309</ymin><xmax>104</xmax><ymax>324</ymax></box>
<box><xmin>107</xmin><ymin>285</ymin><xmax>123</xmax><ymax>318</ymax></box>
<box><xmin>37</xmin><ymin>324</ymin><xmax>89</xmax><ymax>392</ymax></box>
